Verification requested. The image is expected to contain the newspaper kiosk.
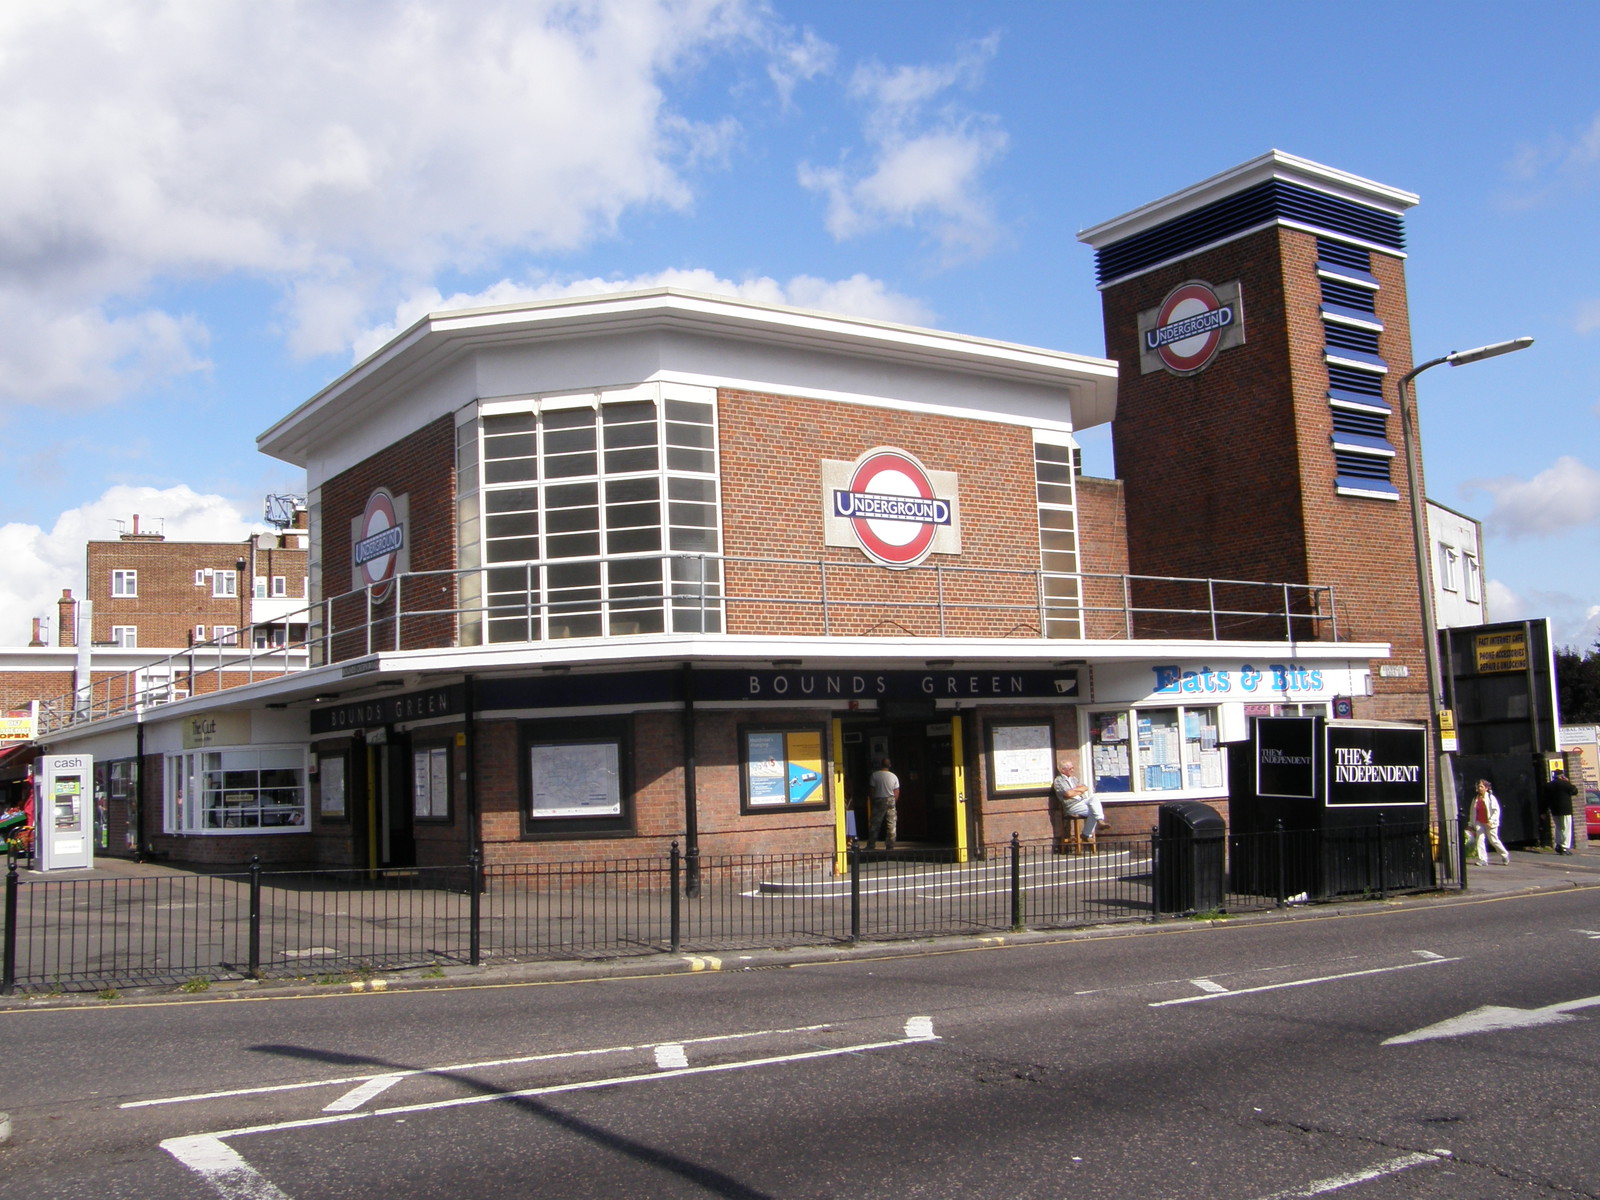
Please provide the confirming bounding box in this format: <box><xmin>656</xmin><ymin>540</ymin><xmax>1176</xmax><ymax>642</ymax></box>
<box><xmin>1229</xmin><ymin>718</ymin><xmax>1431</xmax><ymax>900</ymax></box>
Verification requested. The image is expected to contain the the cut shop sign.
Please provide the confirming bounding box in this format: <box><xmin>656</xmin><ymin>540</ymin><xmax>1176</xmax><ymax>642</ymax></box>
<box><xmin>1137</xmin><ymin>279</ymin><xmax>1245</xmax><ymax>376</ymax></box>
<box><xmin>821</xmin><ymin>447</ymin><xmax>961</xmax><ymax>569</ymax></box>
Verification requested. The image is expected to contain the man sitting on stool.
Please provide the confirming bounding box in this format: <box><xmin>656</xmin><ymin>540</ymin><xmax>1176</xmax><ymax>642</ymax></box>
<box><xmin>1053</xmin><ymin>757</ymin><xmax>1109</xmax><ymax>840</ymax></box>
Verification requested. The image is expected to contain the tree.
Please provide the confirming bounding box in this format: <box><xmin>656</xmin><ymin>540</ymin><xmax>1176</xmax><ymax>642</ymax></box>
<box><xmin>1555</xmin><ymin>638</ymin><xmax>1600</xmax><ymax>724</ymax></box>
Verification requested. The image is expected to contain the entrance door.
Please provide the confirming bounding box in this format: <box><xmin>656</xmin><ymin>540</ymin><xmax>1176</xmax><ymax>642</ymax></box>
<box><xmin>842</xmin><ymin>717</ymin><xmax>957</xmax><ymax>847</ymax></box>
<box><xmin>356</xmin><ymin>735</ymin><xmax>416</xmax><ymax>870</ymax></box>
<box><xmin>380</xmin><ymin>739</ymin><xmax>416</xmax><ymax>869</ymax></box>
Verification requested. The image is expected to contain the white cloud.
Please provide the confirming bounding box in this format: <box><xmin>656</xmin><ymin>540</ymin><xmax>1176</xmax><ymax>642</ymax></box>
<box><xmin>0</xmin><ymin>0</ymin><xmax>777</xmax><ymax>407</ymax></box>
<box><xmin>1465</xmin><ymin>455</ymin><xmax>1600</xmax><ymax>539</ymax></box>
<box><xmin>1577</xmin><ymin>299</ymin><xmax>1600</xmax><ymax>336</ymax></box>
<box><xmin>765</xmin><ymin>27</ymin><xmax>836</xmax><ymax>109</ymax></box>
<box><xmin>799</xmin><ymin>35</ymin><xmax>1008</xmax><ymax>261</ymax></box>
<box><xmin>1487</xmin><ymin>578</ymin><xmax>1600</xmax><ymax>651</ymax></box>
<box><xmin>1501</xmin><ymin>111</ymin><xmax>1600</xmax><ymax>209</ymax></box>
<box><xmin>352</xmin><ymin>269</ymin><xmax>937</xmax><ymax>360</ymax></box>
<box><xmin>0</xmin><ymin>486</ymin><xmax>256</xmax><ymax>644</ymax></box>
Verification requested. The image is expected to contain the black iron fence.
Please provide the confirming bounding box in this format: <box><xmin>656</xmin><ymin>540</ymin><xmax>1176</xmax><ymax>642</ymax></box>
<box><xmin>2</xmin><ymin>823</ymin><xmax>1441</xmax><ymax>995</ymax></box>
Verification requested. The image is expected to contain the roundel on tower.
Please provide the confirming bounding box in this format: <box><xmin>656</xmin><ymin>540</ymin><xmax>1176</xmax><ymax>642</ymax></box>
<box><xmin>1142</xmin><ymin>280</ymin><xmax>1240</xmax><ymax>376</ymax></box>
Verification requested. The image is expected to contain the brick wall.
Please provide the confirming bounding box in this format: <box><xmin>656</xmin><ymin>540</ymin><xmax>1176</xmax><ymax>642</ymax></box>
<box><xmin>476</xmin><ymin>709</ymin><xmax>837</xmax><ymax>865</ymax></box>
<box><xmin>0</xmin><ymin>669</ymin><xmax>73</xmax><ymax>712</ymax></box>
<box><xmin>717</xmin><ymin>389</ymin><xmax>1044</xmax><ymax>637</ymax></box>
<box><xmin>1075</xmin><ymin>475</ymin><xmax>1130</xmax><ymax>638</ymax></box>
<box><xmin>87</xmin><ymin>541</ymin><xmax>257</xmax><ymax>648</ymax></box>
<box><xmin>321</xmin><ymin>416</ymin><xmax>458</xmax><ymax>659</ymax></box>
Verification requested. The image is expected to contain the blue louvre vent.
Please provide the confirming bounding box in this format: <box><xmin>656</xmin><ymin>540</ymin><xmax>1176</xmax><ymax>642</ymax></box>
<box><xmin>1331</xmin><ymin>408</ymin><xmax>1389</xmax><ymax>438</ymax></box>
<box><xmin>1320</xmin><ymin>279</ymin><xmax>1377</xmax><ymax>311</ymax></box>
<box><xmin>1095</xmin><ymin>180</ymin><xmax>1404</xmax><ymax>284</ymax></box>
<box><xmin>1316</xmin><ymin>238</ymin><xmax>1372</xmax><ymax>271</ymax></box>
<box><xmin>1333</xmin><ymin>450</ymin><xmax>1393</xmax><ymax>482</ymax></box>
<box><xmin>1327</xmin><ymin>364</ymin><xmax>1385</xmax><ymax>397</ymax></box>
<box><xmin>1324</xmin><ymin>323</ymin><xmax>1381</xmax><ymax>354</ymax></box>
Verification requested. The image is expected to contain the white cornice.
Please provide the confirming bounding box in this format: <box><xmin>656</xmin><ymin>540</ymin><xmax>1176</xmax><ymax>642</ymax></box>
<box><xmin>256</xmin><ymin>289</ymin><xmax>1119</xmax><ymax>466</ymax></box>
<box><xmin>1077</xmin><ymin>150</ymin><xmax>1420</xmax><ymax>251</ymax></box>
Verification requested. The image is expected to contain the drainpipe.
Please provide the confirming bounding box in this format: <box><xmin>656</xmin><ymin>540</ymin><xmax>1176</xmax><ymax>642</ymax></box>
<box><xmin>135</xmin><ymin>716</ymin><xmax>147</xmax><ymax>860</ymax></box>
<box><xmin>74</xmin><ymin>600</ymin><xmax>94</xmax><ymax>717</ymax></box>
<box><xmin>681</xmin><ymin>663</ymin><xmax>700</xmax><ymax>898</ymax></box>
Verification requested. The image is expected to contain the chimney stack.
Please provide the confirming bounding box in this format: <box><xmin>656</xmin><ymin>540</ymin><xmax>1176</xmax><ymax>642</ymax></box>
<box><xmin>29</xmin><ymin>617</ymin><xmax>45</xmax><ymax>647</ymax></box>
<box><xmin>57</xmin><ymin>589</ymin><xmax>76</xmax><ymax>647</ymax></box>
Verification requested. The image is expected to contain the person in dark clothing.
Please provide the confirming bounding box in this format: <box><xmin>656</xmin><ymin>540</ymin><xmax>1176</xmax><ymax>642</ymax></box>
<box><xmin>1547</xmin><ymin>770</ymin><xmax>1578</xmax><ymax>854</ymax></box>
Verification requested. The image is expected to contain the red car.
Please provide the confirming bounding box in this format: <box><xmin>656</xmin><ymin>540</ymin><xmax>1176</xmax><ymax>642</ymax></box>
<box><xmin>1587</xmin><ymin>788</ymin><xmax>1600</xmax><ymax>842</ymax></box>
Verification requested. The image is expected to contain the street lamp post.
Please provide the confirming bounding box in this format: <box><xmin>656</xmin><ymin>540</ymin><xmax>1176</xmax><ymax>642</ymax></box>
<box><xmin>1397</xmin><ymin>336</ymin><xmax>1533</xmax><ymax>883</ymax></box>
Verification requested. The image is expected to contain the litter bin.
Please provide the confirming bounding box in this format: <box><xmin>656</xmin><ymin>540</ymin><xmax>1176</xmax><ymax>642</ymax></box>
<box><xmin>1155</xmin><ymin>801</ymin><xmax>1226</xmax><ymax>914</ymax></box>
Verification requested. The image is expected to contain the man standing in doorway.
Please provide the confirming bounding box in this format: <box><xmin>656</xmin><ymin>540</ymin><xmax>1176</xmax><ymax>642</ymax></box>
<box><xmin>866</xmin><ymin>757</ymin><xmax>900</xmax><ymax>851</ymax></box>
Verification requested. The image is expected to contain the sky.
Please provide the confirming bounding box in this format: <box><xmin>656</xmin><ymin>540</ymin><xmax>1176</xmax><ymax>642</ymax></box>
<box><xmin>1</xmin><ymin>0</ymin><xmax>1597</xmax><ymax>649</ymax></box>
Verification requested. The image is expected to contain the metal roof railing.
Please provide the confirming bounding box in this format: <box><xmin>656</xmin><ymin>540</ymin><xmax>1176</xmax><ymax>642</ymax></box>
<box><xmin>37</xmin><ymin>552</ymin><xmax>1339</xmax><ymax>735</ymax></box>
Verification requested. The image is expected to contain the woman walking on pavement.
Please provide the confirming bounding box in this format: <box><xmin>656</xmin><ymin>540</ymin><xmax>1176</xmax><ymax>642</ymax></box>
<box><xmin>1470</xmin><ymin>778</ymin><xmax>1510</xmax><ymax>866</ymax></box>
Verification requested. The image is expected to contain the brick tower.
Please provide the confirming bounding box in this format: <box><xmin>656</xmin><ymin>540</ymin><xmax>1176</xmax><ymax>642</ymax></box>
<box><xmin>1078</xmin><ymin>151</ymin><xmax>1426</xmax><ymax>725</ymax></box>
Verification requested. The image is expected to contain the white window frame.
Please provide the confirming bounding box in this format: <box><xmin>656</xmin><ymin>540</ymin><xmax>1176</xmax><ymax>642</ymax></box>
<box><xmin>1438</xmin><ymin>544</ymin><xmax>1460</xmax><ymax>593</ymax></box>
<box><xmin>254</xmin><ymin>576</ymin><xmax>268</xmax><ymax>599</ymax></box>
<box><xmin>1463</xmin><ymin>554</ymin><xmax>1482</xmax><ymax>603</ymax></box>
<box><xmin>271</xmin><ymin>575</ymin><xmax>287</xmax><ymax>597</ymax></box>
<box><xmin>110</xmin><ymin>625</ymin><xmax>137</xmax><ymax>648</ymax></box>
<box><xmin>164</xmin><ymin>745</ymin><xmax>310</xmax><ymax>835</ymax></box>
<box><xmin>193</xmin><ymin>624</ymin><xmax>207</xmax><ymax>643</ymax></box>
<box><xmin>194</xmin><ymin>569</ymin><xmax>207</xmax><ymax>586</ymax></box>
<box><xmin>213</xmin><ymin>624</ymin><xmax>238</xmax><ymax>646</ymax></box>
<box><xmin>111</xmin><ymin>569</ymin><xmax>138</xmax><ymax>598</ymax></box>
<box><xmin>213</xmin><ymin>569</ymin><xmax>238</xmax><ymax>598</ymax></box>
<box><xmin>1084</xmin><ymin>703</ymin><xmax>1228</xmax><ymax>797</ymax></box>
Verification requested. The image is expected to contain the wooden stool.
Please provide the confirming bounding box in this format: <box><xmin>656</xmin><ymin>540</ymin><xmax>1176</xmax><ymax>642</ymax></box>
<box><xmin>1057</xmin><ymin>815</ymin><xmax>1096</xmax><ymax>856</ymax></box>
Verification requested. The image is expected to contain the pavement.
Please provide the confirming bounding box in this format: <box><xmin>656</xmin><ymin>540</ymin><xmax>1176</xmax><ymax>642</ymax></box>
<box><xmin>4</xmin><ymin>839</ymin><xmax>1598</xmax><ymax>1009</ymax></box>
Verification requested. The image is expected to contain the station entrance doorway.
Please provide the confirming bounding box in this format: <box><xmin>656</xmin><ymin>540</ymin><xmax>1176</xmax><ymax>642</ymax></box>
<box><xmin>838</xmin><ymin>712</ymin><xmax>961</xmax><ymax>849</ymax></box>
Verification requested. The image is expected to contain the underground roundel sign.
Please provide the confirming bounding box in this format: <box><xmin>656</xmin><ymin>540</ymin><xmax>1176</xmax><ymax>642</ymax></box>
<box><xmin>1144</xmin><ymin>280</ymin><xmax>1237</xmax><ymax>375</ymax></box>
<box><xmin>830</xmin><ymin>447</ymin><xmax>953</xmax><ymax>569</ymax></box>
<box><xmin>353</xmin><ymin>488</ymin><xmax>405</xmax><ymax>596</ymax></box>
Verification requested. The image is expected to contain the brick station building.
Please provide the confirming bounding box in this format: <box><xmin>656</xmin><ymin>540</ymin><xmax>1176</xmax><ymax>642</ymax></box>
<box><xmin>39</xmin><ymin>152</ymin><xmax>1441</xmax><ymax>871</ymax></box>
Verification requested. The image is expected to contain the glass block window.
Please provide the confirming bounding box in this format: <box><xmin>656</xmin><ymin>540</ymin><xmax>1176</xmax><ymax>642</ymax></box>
<box><xmin>460</xmin><ymin>385</ymin><xmax>722</xmax><ymax>644</ymax></box>
<box><xmin>1034</xmin><ymin>435</ymin><xmax>1081</xmax><ymax>639</ymax></box>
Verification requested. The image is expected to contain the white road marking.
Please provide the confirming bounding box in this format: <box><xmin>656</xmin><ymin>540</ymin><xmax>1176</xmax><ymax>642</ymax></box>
<box><xmin>1248</xmin><ymin>1149</ymin><xmax>1449</xmax><ymax>1199</ymax></box>
<box><xmin>1384</xmin><ymin>993</ymin><xmax>1600</xmax><ymax>1045</ymax></box>
<box><xmin>903</xmin><ymin>1016</ymin><xmax>935</xmax><ymax>1039</ymax></box>
<box><xmin>162</xmin><ymin>1135</ymin><xmax>294</xmax><ymax>1200</ymax></box>
<box><xmin>1150</xmin><ymin>956</ymin><xmax>1461</xmax><ymax>1007</ymax></box>
<box><xmin>654</xmin><ymin>1044</ymin><xmax>688</xmax><ymax>1070</ymax></box>
<box><xmin>1413</xmin><ymin>950</ymin><xmax>1446</xmax><ymax>960</ymax></box>
<box><xmin>322</xmin><ymin>1073</ymin><xmax>405</xmax><ymax>1113</ymax></box>
<box><xmin>1190</xmin><ymin>978</ymin><xmax>1228</xmax><ymax>994</ymax></box>
<box><xmin>122</xmin><ymin>1021</ymin><xmax>838</xmax><ymax>1109</ymax></box>
<box><xmin>1574</xmin><ymin>928</ymin><xmax>1600</xmax><ymax>940</ymax></box>
<box><xmin>184</xmin><ymin>1027</ymin><xmax>944</xmax><ymax>1144</ymax></box>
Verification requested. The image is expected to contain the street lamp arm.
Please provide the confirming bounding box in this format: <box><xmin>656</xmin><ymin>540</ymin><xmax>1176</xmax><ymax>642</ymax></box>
<box><xmin>1396</xmin><ymin>334</ymin><xmax>1532</xmax><ymax>884</ymax></box>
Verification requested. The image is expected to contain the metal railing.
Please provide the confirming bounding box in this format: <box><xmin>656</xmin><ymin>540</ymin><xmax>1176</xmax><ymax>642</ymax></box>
<box><xmin>2</xmin><ymin>822</ymin><xmax>1438</xmax><ymax>994</ymax></box>
<box><xmin>38</xmin><ymin>553</ymin><xmax>1340</xmax><ymax>734</ymax></box>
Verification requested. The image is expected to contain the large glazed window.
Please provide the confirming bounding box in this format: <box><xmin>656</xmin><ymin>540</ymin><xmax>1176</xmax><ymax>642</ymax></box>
<box><xmin>1034</xmin><ymin>433</ymin><xmax>1082</xmax><ymax>639</ymax></box>
<box><xmin>457</xmin><ymin>384</ymin><xmax>723</xmax><ymax>644</ymax></box>
<box><xmin>165</xmin><ymin>746</ymin><xmax>309</xmax><ymax>834</ymax></box>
